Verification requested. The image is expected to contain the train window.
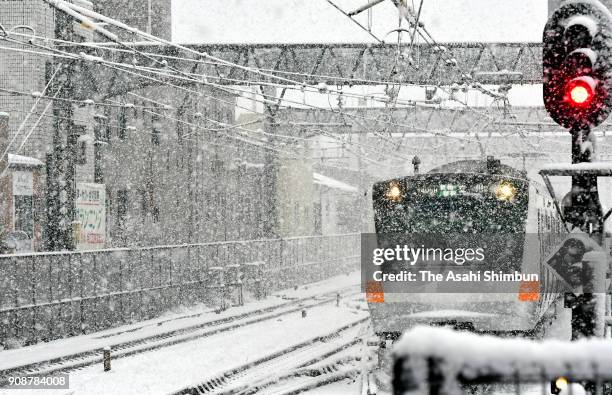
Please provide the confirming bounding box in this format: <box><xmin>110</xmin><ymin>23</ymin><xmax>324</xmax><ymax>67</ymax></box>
<box><xmin>375</xmin><ymin>175</ymin><xmax>528</xmax><ymax>233</ymax></box>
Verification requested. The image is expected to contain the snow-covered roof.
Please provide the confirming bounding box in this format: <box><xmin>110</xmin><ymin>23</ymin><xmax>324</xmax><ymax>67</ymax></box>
<box><xmin>313</xmin><ymin>172</ymin><xmax>358</xmax><ymax>193</ymax></box>
<box><xmin>8</xmin><ymin>154</ymin><xmax>44</xmax><ymax>167</ymax></box>
<box><xmin>393</xmin><ymin>326</ymin><xmax>612</xmax><ymax>379</ymax></box>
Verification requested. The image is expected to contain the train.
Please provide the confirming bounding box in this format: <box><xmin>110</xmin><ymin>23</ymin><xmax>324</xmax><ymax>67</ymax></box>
<box><xmin>368</xmin><ymin>157</ymin><xmax>579</xmax><ymax>341</ymax></box>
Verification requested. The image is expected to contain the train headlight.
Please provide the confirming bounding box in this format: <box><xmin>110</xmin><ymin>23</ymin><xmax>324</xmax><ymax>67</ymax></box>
<box><xmin>385</xmin><ymin>181</ymin><xmax>403</xmax><ymax>202</ymax></box>
<box><xmin>494</xmin><ymin>181</ymin><xmax>517</xmax><ymax>202</ymax></box>
<box><xmin>551</xmin><ymin>377</ymin><xmax>569</xmax><ymax>394</ymax></box>
<box><xmin>555</xmin><ymin>377</ymin><xmax>569</xmax><ymax>390</ymax></box>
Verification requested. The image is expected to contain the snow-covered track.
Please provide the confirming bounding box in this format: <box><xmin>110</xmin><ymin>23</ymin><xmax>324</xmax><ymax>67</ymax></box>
<box><xmin>0</xmin><ymin>286</ymin><xmax>359</xmax><ymax>386</ymax></box>
<box><xmin>172</xmin><ymin>318</ymin><xmax>369</xmax><ymax>395</ymax></box>
<box><xmin>239</xmin><ymin>351</ymin><xmax>363</xmax><ymax>394</ymax></box>
<box><xmin>261</xmin><ymin>368</ymin><xmax>361</xmax><ymax>395</ymax></box>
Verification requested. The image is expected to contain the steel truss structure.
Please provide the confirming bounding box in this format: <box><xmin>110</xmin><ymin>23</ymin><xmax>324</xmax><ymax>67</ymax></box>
<box><xmin>64</xmin><ymin>42</ymin><xmax>544</xmax><ymax>100</ymax></box>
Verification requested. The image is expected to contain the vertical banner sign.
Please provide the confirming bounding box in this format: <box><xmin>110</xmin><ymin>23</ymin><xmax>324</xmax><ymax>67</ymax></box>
<box><xmin>75</xmin><ymin>183</ymin><xmax>106</xmax><ymax>250</ymax></box>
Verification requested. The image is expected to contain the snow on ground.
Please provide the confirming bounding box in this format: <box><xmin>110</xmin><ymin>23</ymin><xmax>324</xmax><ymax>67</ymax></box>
<box><xmin>1</xmin><ymin>305</ymin><xmax>367</xmax><ymax>395</ymax></box>
<box><xmin>0</xmin><ymin>272</ymin><xmax>363</xmax><ymax>395</ymax></box>
<box><xmin>0</xmin><ymin>271</ymin><xmax>360</xmax><ymax>371</ymax></box>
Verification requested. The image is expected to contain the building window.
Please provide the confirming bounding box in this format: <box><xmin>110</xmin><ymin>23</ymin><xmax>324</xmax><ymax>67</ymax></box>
<box><xmin>14</xmin><ymin>195</ymin><xmax>34</xmax><ymax>238</ymax></box>
<box><xmin>151</xmin><ymin>115</ymin><xmax>161</xmax><ymax>145</ymax></box>
<box><xmin>139</xmin><ymin>188</ymin><xmax>158</xmax><ymax>222</ymax></box>
<box><xmin>118</xmin><ymin>109</ymin><xmax>127</xmax><ymax>140</ymax></box>
<box><xmin>140</xmin><ymin>189</ymin><xmax>147</xmax><ymax>217</ymax></box>
<box><xmin>107</xmin><ymin>189</ymin><xmax>113</xmax><ymax>229</ymax></box>
<box><xmin>78</xmin><ymin>140</ymin><xmax>87</xmax><ymax>165</ymax></box>
<box><xmin>94</xmin><ymin>120</ymin><xmax>108</xmax><ymax>144</ymax></box>
<box><xmin>117</xmin><ymin>189</ymin><xmax>128</xmax><ymax>227</ymax></box>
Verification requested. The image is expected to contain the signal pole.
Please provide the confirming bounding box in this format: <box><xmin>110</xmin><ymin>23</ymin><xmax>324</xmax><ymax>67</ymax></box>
<box><xmin>568</xmin><ymin>126</ymin><xmax>603</xmax><ymax>237</ymax></box>
<box><xmin>567</xmin><ymin>125</ymin><xmax>604</xmax><ymax>339</ymax></box>
<box><xmin>544</xmin><ymin>0</ymin><xmax>611</xmax><ymax>338</ymax></box>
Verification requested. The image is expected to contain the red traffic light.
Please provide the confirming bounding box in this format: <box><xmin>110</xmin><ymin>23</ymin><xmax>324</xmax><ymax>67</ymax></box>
<box><xmin>565</xmin><ymin>76</ymin><xmax>596</xmax><ymax>107</ymax></box>
<box><xmin>543</xmin><ymin>1</ymin><xmax>612</xmax><ymax>128</ymax></box>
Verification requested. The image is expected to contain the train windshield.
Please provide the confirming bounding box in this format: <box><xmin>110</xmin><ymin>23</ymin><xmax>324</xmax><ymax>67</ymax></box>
<box><xmin>375</xmin><ymin>174</ymin><xmax>529</xmax><ymax>234</ymax></box>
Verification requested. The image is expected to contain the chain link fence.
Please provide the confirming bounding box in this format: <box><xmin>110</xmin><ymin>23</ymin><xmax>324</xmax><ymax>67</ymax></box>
<box><xmin>0</xmin><ymin>234</ymin><xmax>359</xmax><ymax>347</ymax></box>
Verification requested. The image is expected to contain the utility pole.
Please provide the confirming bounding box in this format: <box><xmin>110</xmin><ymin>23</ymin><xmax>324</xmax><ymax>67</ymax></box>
<box><xmin>46</xmin><ymin>9</ymin><xmax>77</xmax><ymax>250</ymax></box>
<box><xmin>261</xmin><ymin>85</ymin><xmax>279</xmax><ymax>238</ymax></box>
<box><xmin>569</xmin><ymin>126</ymin><xmax>603</xmax><ymax>236</ymax></box>
<box><xmin>357</xmin><ymin>130</ymin><xmax>368</xmax><ymax>232</ymax></box>
<box><xmin>93</xmin><ymin>115</ymin><xmax>106</xmax><ymax>184</ymax></box>
<box><xmin>567</xmin><ymin>125</ymin><xmax>604</xmax><ymax>340</ymax></box>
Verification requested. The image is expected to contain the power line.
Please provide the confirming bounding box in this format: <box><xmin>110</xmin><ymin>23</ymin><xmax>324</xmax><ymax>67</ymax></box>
<box><xmin>1</xmin><ymin>8</ymin><xmax>519</xmax><ymax>165</ymax></box>
<box><xmin>0</xmin><ymin>65</ymin><xmax>62</xmax><ymax>163</ymax></box>
<box><xmin>0</xmin><ymin>25</ymin><xmax>506</xmax><ymax>145</ymax></box>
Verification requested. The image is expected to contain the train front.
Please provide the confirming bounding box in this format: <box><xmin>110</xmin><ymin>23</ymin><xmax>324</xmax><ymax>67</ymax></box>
<box><xmin>368</xmin><ymin>166</ymin><xmax>537</xmax><ymax>336</ymax></box>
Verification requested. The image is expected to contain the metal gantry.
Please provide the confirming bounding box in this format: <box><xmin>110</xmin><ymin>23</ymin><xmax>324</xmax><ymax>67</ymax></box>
<box><xmin>60</xmin><ymin>42</ymin><xmax>545</xmax><ymax>100</ymax></box>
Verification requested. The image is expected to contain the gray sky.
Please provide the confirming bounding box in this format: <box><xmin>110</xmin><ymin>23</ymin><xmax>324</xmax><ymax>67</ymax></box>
<box><xmin>172</xmin><ymin>0</ymin><xmax>548</xmax><ymax>44</ymax></box>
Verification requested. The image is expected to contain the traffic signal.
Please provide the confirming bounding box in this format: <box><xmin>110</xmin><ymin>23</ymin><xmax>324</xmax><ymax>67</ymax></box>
<box><xmin>543</xmin><ymin>0</ymin><xmax>612</xmax><ymax>129</ymax></box>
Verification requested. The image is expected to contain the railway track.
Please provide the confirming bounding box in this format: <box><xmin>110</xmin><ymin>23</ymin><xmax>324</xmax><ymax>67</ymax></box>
<box><xmin>0</xmin><ymin>286</ymin><xmax>360</xmax><ymax>386</ymax></box>
<box><xmin>238</xmin><ymin>349</ymin><xmax>366</xmax><ymax>395</ymax></box>
<box><xmin>252</xmin><ymin>325</ymin><xmax>377</xmax><ymax>395</ymax></box>
<box><xmin>172</xmin><ymin>316</ymin><xmax>370</xmax><ymax>395</ymax></box>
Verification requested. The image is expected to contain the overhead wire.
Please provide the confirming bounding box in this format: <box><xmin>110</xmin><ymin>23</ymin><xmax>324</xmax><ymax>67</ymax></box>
<box><xmin>0</xmin><ymin>64</ymin><xmax>61</xmax><ymax>164</ymax></box>
<box><xmin>4</xmin><ymin>4</ymin><xmax>528</xmax><ymax>167</ymax></box>
<box><xmin>48</xmin><ymin>0</ymin><xmax>505</xmax><ymax>115</ymax></box>
<box><xmin>1</xmin><ymin>24</ymin><xmax>505</xmax><ymax>142</ymax></box>
<box><xmin>2</xmin><ymin>20</ymin><xmax>506</xmax><ymax>125</ymax></box>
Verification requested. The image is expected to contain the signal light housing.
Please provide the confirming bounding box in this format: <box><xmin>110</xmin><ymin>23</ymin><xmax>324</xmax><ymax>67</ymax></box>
<box><xmin>543</xmin><ymin>0</ymin><xmax>612</xmax><ymax>129</ymax></box>
<box><xmin>566</xmin><ymin>76</ymin><xmax>596</xmax><ymax>107</ymax></box>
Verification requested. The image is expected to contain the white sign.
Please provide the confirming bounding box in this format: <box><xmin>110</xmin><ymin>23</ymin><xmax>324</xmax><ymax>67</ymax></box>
<box><xmin>12</xmin><ymin>171</ymin><xmax>33</xmax><ymax>196</ymax></box>
<box><xmin>75</xmin><ymin>183</ymin><xmax>106</xmax><ymax>250</ymax></box>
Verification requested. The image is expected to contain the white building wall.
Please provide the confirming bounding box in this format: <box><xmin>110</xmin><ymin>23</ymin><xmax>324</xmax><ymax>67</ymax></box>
<box><xmin>0</xmin><ymin>1</ymin><xmax>55</xmax><ymax>161</ymax></box>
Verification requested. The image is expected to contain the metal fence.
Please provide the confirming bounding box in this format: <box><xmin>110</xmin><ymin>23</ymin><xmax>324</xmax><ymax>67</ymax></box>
<box><xmin>0</xmin><ymin>234</ymin><xmax>360</xmax><ymax>347</ymax></box>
